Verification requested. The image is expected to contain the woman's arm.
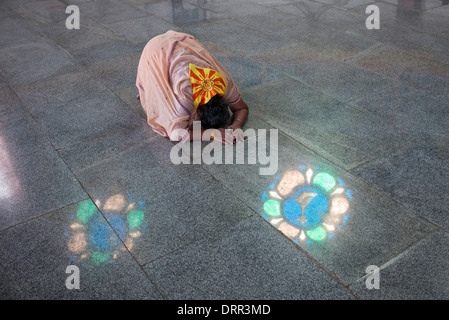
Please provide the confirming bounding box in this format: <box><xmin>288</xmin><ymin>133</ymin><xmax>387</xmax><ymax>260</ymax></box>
<box><xmin>228</xmin><ymin>97</ymin><xmax>249</xmax><ymax>130</ymax></box>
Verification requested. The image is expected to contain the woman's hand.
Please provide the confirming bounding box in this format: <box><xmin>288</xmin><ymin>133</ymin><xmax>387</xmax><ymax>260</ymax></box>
<box><xmin>214</xmin><ymin>128</ymin><xmax>235</xmax><ymax>144</ymax></box>
<box><xmin>227</xmin><ymin>124</ymin><xmax>246</xmax><ymax>143</ymax></box>
<box><xmin>210</xmin><ymin>128</ymin><xmax>242</xmax><ymax>144</ymax></box>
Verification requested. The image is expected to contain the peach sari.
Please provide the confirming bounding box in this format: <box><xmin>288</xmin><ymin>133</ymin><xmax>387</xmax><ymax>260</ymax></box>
<box><xmin>136</xmin><ymin>30</ymin><xmax>241</xmax><ymax>142</ymax></box>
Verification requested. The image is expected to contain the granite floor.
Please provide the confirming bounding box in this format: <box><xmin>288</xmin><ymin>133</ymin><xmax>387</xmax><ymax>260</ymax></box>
<box><xmin>0</xmin><ymin>0</ymin><xmax>448</xmax><ymax>300</ymax></box>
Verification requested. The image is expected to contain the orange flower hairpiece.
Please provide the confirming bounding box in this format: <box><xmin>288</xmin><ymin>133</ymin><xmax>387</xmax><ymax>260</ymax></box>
<box><xmin>189</xmin><ymin>63</ymin><xmax>227</xmax><ymax>109</ymax></box>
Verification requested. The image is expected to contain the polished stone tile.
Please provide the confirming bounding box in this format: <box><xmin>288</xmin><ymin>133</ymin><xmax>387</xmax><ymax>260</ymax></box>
<box><xmin>10</xmin><ymin>0</ymin><xmax>67</xmax><ymax>25</ymax></box>
<box><xmin>87</xmin><ymin>53</ymin><xmax>142</xmax><ymax>91</ymax></box>
<box><xmin>399</xmin><ymin>71</ymin><xmax>449</xmax><ymax>102</ymax></box>
<box><xmin>69</xmin><ymin>39</ymin><xmax>143</xmax><ymax>94</ymax></box>
<box><xmin>426</xmin><ymin>1</ymin><xmax>449</xmax><ymax>17</ymax></box>
<box><xmin>211</xmin><ymin>53</ymin><xmax>287</xmax><ymax>91</ymax></box>
<box><xmin>345</xmin><ymin>3</ymin><xmax>449</xmax><ymax>61</ymax></box>
<box><xmin>348</xmin><ymin>45</ymin><xmax>449</xmax><ymax>81</ymax></box>
<box><xmin>0</xmin><ymin>1</ymin><xmax>16</xmax><ymax>18</ymax></box>
<box><xmin>323</xmin><ymin>0</ymin><xmax>375</xmax><ymax>9</ymax></box>
<box><xmin>140</xmin><ymin>0</ymin><xmax>224</xmax><ymax>25</ymax></box>
<box><xmin>350</xmin><ymin>230</ymin><xmax>449</xmax><ymax>299</ymax></box>
<box><xmin>0</xmin><ymin>199</ymin><xmax>162</xmax><ymax>299</ymax></box>
<box><xmin>348</xmin><ymin>45</ymin><xmax>449</xmax><ymax>100</ymax></box>
<box><xmin>296</xmin><ymin>28</ymin><xmax>376</xmax><ymax>61</ymax></box>
<box><xmin>2</xmin><ymin>0</ymin><xmax>448</xmax><ymax>300</ymax></box>
<box><xmin>350</xmin><ymin>84</ymin><xmax>449</xmax><ymax>145</ymax></box>
<box><xmin>185</xmin><ymin>0</ymin><xmax>271</xmax><ymax>19</ymax></box>
<box><xmin>113</xmin><ymin>86</ymin><xmax>148</xmax><ymax>120</ymax></box>
<box><xmin>407</xmin><ymin>11</ymin><xmax>449</xmax><ymax>34</ymax></box>
<box><xmin>255</xmin><ymin>51</ymin><xmax>395</xmax><ymax>103</ymax></box>
<box><xmin>0</xmin><ymin>15</ymin><xmax>44</xmax><ymax>48</ymax></box>
<box><xmin>64</xmin><ymin>134</ymin><xmax>254</xmax><ymax>264</ymax></box>
<box><xmin>245</xmin><ymin>0</ymin><xmax>294</xmax><ymax>6</ymax></box>
<box><xmin>106</xmin><ymin>15</ymin><xmax>179</xmax><ymax>44</ymax></box>
<box><xmin>233</xmin><ymin>2</ymin><xmax>303</xmax><ymax>34</ymax></box>
<box><xmin>58</xmin><ymin>123</ymin><xmax>156</xmax><ymax>173</ymax></box>
<box><xmin>248</xmin><ymin>43</ymin><xmax>334</xmax><ymax>81</ymax></box>
<box><xmin>0</xmin><ymin>75</ymin><xmax>9</xmax><ymax>91</ymax></box>
<box><xmin>182</xmin><ymin>18</ymin><xmax>297</xmax><ymax>57</ymax></box>
<box><xmin>40</xmin><ymin>17</ymin><xmax>124</xmax><ymax>53</ymax></box>
<box><xmin>202</xmin><ymin>131</ymin><xmax>437</xmax><ymax>284</ymax></box>
<box><xmin>71</xmin><ymin>39</ymin><xmax>142</xmax><ymax>68</ymax></box>
<box><xmin>13</xmin><ymin>70</ymin><xmax>143</xmax><ymax>149</ymax></box>
<box><xmin>350</xmin><ymin>1</ymin><xmax>417</xmax><ymax>29</ymax></box>
<box><xmin>0</xmin><ymin>39</ymin><xmax>80</xmax><ymax>85</ymax></box>
<box><xmin>350</xmin><ymin>142</ymin><xmax>449</xmax><ymax>231</ymax></box>
<box><xmin>144</xmin><ymin>215</ymin><xmax>355</xmax><ymax>299</ymax></box>
<box><xmin>240</xmin><ymin>77</ymin><xmax>415</xmax><ymax>170</ymax></box>
<box><xmin>72</xmin><ymin>0</ymin><xmax>147</xmax><ymax>25</ymax></box>
<box><xmin>274</xmin><ymin>1</ymin><xmax>366</xmax><ymax>30</ymax></box>
<box><xmin>239</xmin><ymin>3</ymin><xmax>376</xmax><ymax>60</ymax></box>
<box><xmin>0</xmin><ymin>88</ymin><xmax>86</xmax><ymax>230</ymax></box>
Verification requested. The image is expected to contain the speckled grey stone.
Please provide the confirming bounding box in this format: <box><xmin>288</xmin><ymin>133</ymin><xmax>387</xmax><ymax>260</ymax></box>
<box><xmin>105</xmin><ymin>15</ymin><xmax>179</xmax><ymax>44</ymax></box>
<box><xmin>1</xmin><ymin>0</ymin><xmax>448</xmax><ymax>301</ymax></box>
<box><xmin>241</xmin><ymin>78</ymin><xmax>416</xmax><ymax>170</ymax></box>
<box><xmin>202</xmin><ymin>131</ymin><xmax>437</xmax><ymax>284</ymax></box>
<box><xmin>0</xmin><ymin>39</ymin><xmax>80</xmax><ymax>85</ymax></box>
<box><xmin>64</xmin><ymin>134</ymin><xmax>255</xmax><ymax>264</ymax></box>
<box><xmin>181</xmin><ymin>18</ymin><xmax>297</xmax><ymax>57</ymax></box>
<box><xmin>72</xmin><ymin>0</ymin><xmax>147</xmax><ymax>25</ymax></box>
<box><xmin>72</xmin><ymin>39</ymin><xmax>142</xmax><ymax>68</ymax></box>
<box><xmin>349</xmin><ymin>230</ymin><xmax>449</xmax><ymax>299</ymax></box>
<box><xmin>0</xmin><ymin>15</ymin><xmax>44</xmax><ymax>48</ymax></box>
<box><xmin>0</xmin><ymin>200</ymin><xmax>162</xmax><ymax>299</ymax></box>
<box><xmin>144</xmin><ymin>215</ymin><xmax>355</xmax><ymax>299</ymax></box>
<box><xmin>350</xmin><ymin>141</ymin><xmax>449</xmax><ymax>231</ymax></box>
<box><xmin>13</xmin><ymin>70</ymin><xmax>143</xmax><ymax>149</ymax></box>
<box><xmin>350</xmin><ymin>84</ymin><xmax>449</xmax><ymax>146</ymax></box>
<box><xmin>40</xmin><ymin>17</ymin><xmax>123</xmax><ymax>53</ymax></box>
<box><xmin>0</xmin><ymin>88</ymin><xmax>87</xmax><ymax>230</ymax></box>
<box><xmin>140</xmin><ymin>0</ymin><xmax>225</xmax><ymax>25</ymax></box>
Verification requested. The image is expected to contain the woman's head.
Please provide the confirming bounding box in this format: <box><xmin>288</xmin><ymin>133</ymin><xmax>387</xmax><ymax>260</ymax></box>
<box><xmin>197</xmin><ymin>95</ymin><xmax>231</xmax><ymax>129</ymax></box>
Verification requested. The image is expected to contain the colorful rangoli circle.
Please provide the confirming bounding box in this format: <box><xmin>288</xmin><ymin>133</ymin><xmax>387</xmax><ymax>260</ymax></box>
<box><xmin>261</xmin><ymin>166</ymin><xmax>352</xmax><ymax>243</ymax></box>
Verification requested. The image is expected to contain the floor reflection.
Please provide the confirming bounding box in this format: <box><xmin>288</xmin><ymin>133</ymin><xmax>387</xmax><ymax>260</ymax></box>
<box><xmin>66</xmin><ymin>194</ymin><xmax>147</xmax><ymax>266</ymax></box>
<box><xmin>0</xmin><ymin>137</ymin><xmax>20</xmax><ymax>201</ymax></box>
<box><xmin>261</xmin><ymin>166</ymin><xmax>352</xmax><ymax>243</ymax></box>
<box><xmin>171</xmin><ymin>0</ymin><xmax>208</xmax><ymax>24</ymax></box>
<box><xmin>397</xmin><ymin>0</ymin><xmax>424</xmax><ymax>24</ymax></box>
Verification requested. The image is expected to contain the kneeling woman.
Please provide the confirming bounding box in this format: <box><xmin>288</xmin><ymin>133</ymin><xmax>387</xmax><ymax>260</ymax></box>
<box><xmin>136</xmin><ymin>30</ymin><xmax>249</xmax><ymax>144</ymax></box>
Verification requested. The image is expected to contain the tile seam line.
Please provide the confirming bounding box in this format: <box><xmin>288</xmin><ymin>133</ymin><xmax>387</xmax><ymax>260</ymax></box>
<box><xmin>154</xmin><ymin>143</ymin><xmax>361</xmax><ymax>297</ymax></box>
<box><xmin>348</xmin><ymin>227</ymin><xmax>444</xmax><ymax>286</ymax></box>
<box><xmin>54</xmin><ymin>125</ymin><xmax>145</xmax><ymax>153</ymax></box>
<box><xmin>4</xmin><ymin>38</ymin><xmax>143</xmax><ymax>133</ymax></box>
<box><xmin>186</xmin><ymin>133</ymin><xmax>441</xmax><ymax>294</ymax></box>
<box><xmin>139</xmin><ymin>213</ymin><xmax>257</xmax><ymax>268</ymax></box>
<box><xmin>0</xmin><ymin>198</ymin><xmax>88</xmax><ymax>234</ymax></box>
<box><xmin>243</xmin><ymin>77</ymin><xmax>441</xmax><ymax>173</ymax></box>
<box><xmin>25</xmin><ymin>19</ymin><xmax>145</xmax><ymax>121</ymax></box>
<box><xmin>181</xmin><ymin>116</ymin><xmax>412</xmax><ymax>231</ymax></box>
<box><xmin>59</xmin><ymin>0</ymin><xmax>148</xmax><ymax>27</ymax></box>
<box><xmin>58</xmin><ymin>138</ymin><xmax>158</xmax><ymax>175</ymax></box>
<box><xmin>253</xmin><ymin>212</ymin><xmax>362</xmax><ymax>299</ymax></box>
<box><xmin>345</xmin><ymin>133</ymin><xmax>441</xmax><ymax>172</ymax></box>
<box><xmin>343</xmin><ymin>172</ymin><xmax>443</xmax><ymax>231</ymax></box>
<box><xmin>55</xmin><ymin>150</ymin><xmax>169</xmax><ymax>300</ymax></box>
<box><xmin>193</xmin><ymin>152</ymin><xmax>360</xmax><ymax>298</ymax></box>
<box><xmin>227</xmin><ymin>6</ymin><xmax>372</xmax><ymax>48</ymax></box>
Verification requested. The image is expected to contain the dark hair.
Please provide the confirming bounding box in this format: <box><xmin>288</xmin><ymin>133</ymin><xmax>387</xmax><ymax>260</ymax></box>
<box><xmin>198</xmin><ymin>95</ymin><xmax>231</xmax><ymax>129</ymax></box>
